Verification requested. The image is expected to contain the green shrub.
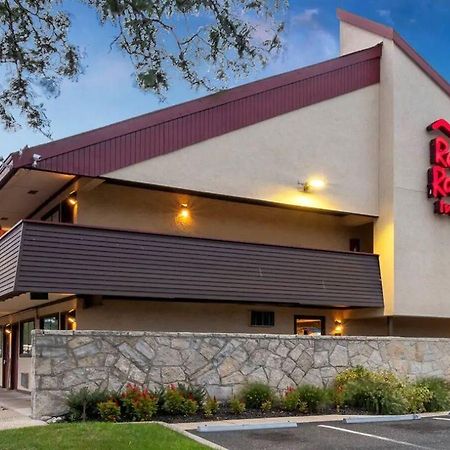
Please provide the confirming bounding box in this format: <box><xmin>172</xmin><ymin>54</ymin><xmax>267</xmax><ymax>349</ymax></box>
<box><xmin>260</xmin><ymin>400</ymin><xmax>272</xmax><ymax>412</ymax></box>
<box><xmin>296</xmin><ymin>385</ymin><xmax>330</xmax><ymax>413</ymax></box>
<box><xmin>340</xmin><ymin>372</ymin><xmax>409</xmax><ymax>415</ymax></box>
<box><xmin>66</xmin><ymin>387</ymin><xmax>111</xmax><ymax>421</ymax></box>
<box><xmin>239</xmin><ymin>383</ymin><xmax>274</xmax><ymax>409</ymax></box>
<box><xmin>335</xmin><ymin>367</ymin><xmax>445</xmax><ymax>415</ymax></box>
<box><xmin>335</xmin><ymin>366</ymin><xmax>371</xmax><ymax>389</ymax></box>
<box><xmin>177</xmin><ymin>384</ymin><xmax>207</xmax><ymax>408</ymax></box>
<box><xmin>281</xmin><ymin>387</ymin><xmax>306</xmax><ymax>413</ymax></box>
<box><xmin>162</xmin><ymin>384</ymin><xmax>199</xmax><ymax>416</ymax></box>
<box><xmin>97</xmin><ymin>399</ymin><xmax>121</xmax><ymax>422</ymax></box>
<box><xmin>120</xmin><ymin>384</ymin><xmax>158</xmax><ymax>421</ymax></box>
<box><xmin>154</xmin><ymin>386</ymin><xmax>166</xmax><ymax>411</ymax></box>
<box><xmin>163</xmin><ymin>386</ymin><xmax>185</xmax><ymax>415</ymax></box>
<box><xmin>229</xmin><ymin>397</ymin><xmax>246</xmax><ymax>414</ymax></box>
<box><xmin>415</xmin><ymin>377</ymin><xmax>450</xmax><ymax>412</ymax></box>
<box><xmin>203</xmin><ymin>396</ymin><xmax>220</xmax><ymax>418</ymax></box>
<box><xmin>403</xmin><ymin>384</ymin><xmax>432</xmax><ymax>413</ymax></box>
<box><xmin>183</xmin><ymin>398</ymin><xmax>199</xmax><ymax>415</ymax></box>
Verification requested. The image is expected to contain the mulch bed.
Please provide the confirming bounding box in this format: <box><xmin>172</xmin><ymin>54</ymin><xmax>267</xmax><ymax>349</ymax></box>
<box><xmin>159</xmin><ymin>406</ymin><xmax>363</xmax><ymax>423</ymax></box>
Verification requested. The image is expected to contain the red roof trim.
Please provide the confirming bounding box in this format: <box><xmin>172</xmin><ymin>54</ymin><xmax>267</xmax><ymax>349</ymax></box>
<box><xmin>10</xmin><ymin>45</ymin><xmax>381</xmax><ymax>177</ymax></box>
<box><xmin>337</xmin><ymin>9</ymin><xmax>450</xmax><ymax>97</ymax></box>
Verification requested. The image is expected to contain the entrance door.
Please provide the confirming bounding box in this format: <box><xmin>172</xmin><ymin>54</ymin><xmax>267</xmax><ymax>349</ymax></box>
<box><xmin>294</xmin><ymin>316</ymin><xmax>326</xmax><ymax>336</ymax></box>
<box><xmin>1</xmin><ymin>328</ymin><xmax>6</xmax><ymax>388</ymax></box>
<box><xmin>1</xmin><ymin>325</ymin><xmax>18</xmax><ymax>389</ymax></box>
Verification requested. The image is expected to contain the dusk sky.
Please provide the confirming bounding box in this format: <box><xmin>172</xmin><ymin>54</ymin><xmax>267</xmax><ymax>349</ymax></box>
<box><xmin>0</xmin><ymin>0</ymin><xmax>449</xmax><ymax>158</ymax></box>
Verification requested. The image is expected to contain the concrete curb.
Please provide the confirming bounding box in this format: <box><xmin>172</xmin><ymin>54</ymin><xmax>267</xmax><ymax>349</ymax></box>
<box><xmin>197</xmin><ymin>421</ymin><xmax>298</xmax><ymax>433</ymax></box>
<box><xmin>343</xmin><ymin>414</ymin><xmax>421</xmax><ymax>424</ymax></box>
<box><xmin>156</xmin><ymin>422</ymin><xmax>228</xmax><ymax>450</ymax></box>
<box><xmin>175</xmin><ymin>411</ymin><xmax>450</xmax><ymax>431</ymax></box>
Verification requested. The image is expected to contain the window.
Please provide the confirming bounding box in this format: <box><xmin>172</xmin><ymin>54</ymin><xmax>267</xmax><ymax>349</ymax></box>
<box><xmin>41</xmin><ymin>195</ymin><xmax>76</xmax><ymax>224</ymax></box>
<box><xmin>20</xmin><ymin>320</ymin><xmax>34</xmax><ymax>356</ymax></box>
<box><xmin>40</xmin><ymin>314</ymin><xmax>59</xmax><ymax>331</ymax></box>
<box><xmin>295</xmin><ymin>316</ymin><xmax>325</xmax><ymax>336</ymax></box>
<box><xmin>349</xmin><ymin>238</ymin><xmax>361</xmax><ymax>252</ymax></box>
<box><xmin>251</xmin><ymin>311</ymin><xmax>274</xmax><ymax>327</ymax></box>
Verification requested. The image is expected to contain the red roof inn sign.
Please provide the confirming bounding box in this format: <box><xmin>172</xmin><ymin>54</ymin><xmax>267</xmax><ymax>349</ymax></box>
<box><xmin>427</xmin><ymin>119</ymin><xmax>450</xmax><ymax>216</ymax></box>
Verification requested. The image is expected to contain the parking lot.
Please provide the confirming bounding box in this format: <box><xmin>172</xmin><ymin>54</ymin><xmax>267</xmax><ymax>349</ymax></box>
<box><xmin>192</xmin><ymin>416</ymin><xmax>450</xmax><ymax>449</ymax></box>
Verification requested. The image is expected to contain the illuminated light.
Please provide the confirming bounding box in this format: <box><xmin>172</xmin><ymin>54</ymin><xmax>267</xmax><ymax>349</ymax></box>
<box><xmin>67</xmin><ymin>317</ymin><xmax>76</xmax><ymax>324</ymax></box>
<box><xmin>294</xmin><ymin>193</ymin><xmax>316</xmax><ymax>208</ymax></box>
<box><xmin>67</xmin><ymin>193</ymin><xmax>78</xmax><ymax>206</ymax></box>
<box><xmin>179</xmin><ymin>208</ymin><xmax>190</xmax><ymax>219</ymax></box>
<box><xmin>4</xmin><ymin>324</ymin><xmax>12</xmax><ymax>335</ymax></box>
<box><xmin>177</xmin><ymin>203</ymin><xmax>190</xmax><ymax>221</ymax></box>
<box><xmin>308</xmin><ymin>178</ymin><xmax>326</xmax><ymax>189</ymax></box>
<box><xmin>334</xmin><ymin>320</ymin><xmax>343</xmax><ymax>335</ymax></box>
<box><xmin>298</xmin><ymin>178</ymin><xmax>327</xmax><ymax>193</ymax></box>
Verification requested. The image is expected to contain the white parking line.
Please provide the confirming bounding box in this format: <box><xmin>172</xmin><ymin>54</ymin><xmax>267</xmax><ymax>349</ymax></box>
<box><xmin>432</xmin><ymin>417</ymin><xmax>450</xmax><ymax>421</ymax></box>
<box><xmin>318</xmin><ymin>424</ymin><xmax>433</xmax><ymax>449</ymax></box>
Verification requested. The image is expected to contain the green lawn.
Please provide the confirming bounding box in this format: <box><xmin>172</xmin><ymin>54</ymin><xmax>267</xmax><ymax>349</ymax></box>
<box><xmin>0</xmin><ymin>423</ymin><xmax>208</xmax><ymax>450</ymax></box>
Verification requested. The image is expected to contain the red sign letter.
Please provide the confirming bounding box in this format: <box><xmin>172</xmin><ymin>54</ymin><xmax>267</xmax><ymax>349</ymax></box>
<box><xmin>427</xmin><ymin>119</ymin><xmax>450</xmax><ymax>138</ymax></box>
<box><xmin>430</xmin><ymin>136</ymin><xmax>450</xmax><ymax>168</ymax></box>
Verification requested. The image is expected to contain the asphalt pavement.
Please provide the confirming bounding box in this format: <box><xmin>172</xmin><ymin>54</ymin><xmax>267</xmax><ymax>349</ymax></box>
<box><xmin>192</xmin><ymin>416</ymin><xmax>450</xmax><ymax>449</ymax></box>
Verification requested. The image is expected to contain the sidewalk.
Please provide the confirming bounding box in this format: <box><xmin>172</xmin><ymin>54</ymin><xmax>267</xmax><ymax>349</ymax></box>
<box><xmin>0</xmin><ymin>389</ymin><xmax>46</xmax><ymax>430</ymax></box>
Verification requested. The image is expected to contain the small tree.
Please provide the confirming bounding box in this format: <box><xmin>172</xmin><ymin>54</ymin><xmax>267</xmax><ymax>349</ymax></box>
<box><xmin>0</xmin><ymin>0</ymin><xmax>286</xmax><ymax>136</ymax></box>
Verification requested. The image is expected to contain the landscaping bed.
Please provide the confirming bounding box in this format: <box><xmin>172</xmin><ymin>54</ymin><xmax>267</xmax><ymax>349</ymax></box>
<box><xmin>64</xmin><ymin>367</ymin><xmax>450</xmax><ymax>424</ymax></box>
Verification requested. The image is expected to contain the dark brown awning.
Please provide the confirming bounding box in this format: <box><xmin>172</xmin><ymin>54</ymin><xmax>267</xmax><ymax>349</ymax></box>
<box><xmin>0</xmin><ymin>221</ymin><xmax>384</xmax><ymax>308</ymax></box>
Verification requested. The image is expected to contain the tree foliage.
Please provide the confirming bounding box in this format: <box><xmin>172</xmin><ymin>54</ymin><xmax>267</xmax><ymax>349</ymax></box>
<box><xmin>0</xmin><ymin>0</ymin><xmax>285</xmax><ymax>136</ymax></box>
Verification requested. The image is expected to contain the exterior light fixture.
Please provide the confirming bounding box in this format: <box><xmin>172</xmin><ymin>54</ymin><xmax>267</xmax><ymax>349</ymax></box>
<box><xmin>179</xmin><ymin>203</ymin><xmax>190</xmax><ymax>220</ymax></box>
<box><xmin>67</xmin><ymin>309</ymin><xmax>77</xmax><ymax>330</ymax></box>
<box><xmin>4</xmin><ymin>324</ymin><xmax>12</xmax><ymax>335</ymax></box>
<box><xmin>67</xmin><ymin>192</ymin><xmax>78</xmax><ymax>206</ymax></box>
<box><xmin>298</xmin><ymin>178</ymin><xmax>326</xmax><ymax>193</ymax></box>
<box><xmin>334</xmin><ymin>320</ymin><xmax>343</xmax><ymax>336</ymax></box>
<box><xmin>32</xmin><ymin>154</ymin><xmax>42</xmax><ymax>168</ymax></box>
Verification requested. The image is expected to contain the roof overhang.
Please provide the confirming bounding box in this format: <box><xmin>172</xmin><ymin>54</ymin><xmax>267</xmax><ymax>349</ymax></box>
<box><xmin>0</xmin><ymin>169</ymin><xmax>75</xmax><ymax>230</ymax></box>
<box><xmin>0</xmin><ymin>44</ymin><xmax>382</xmax><ymax>183</ymax></box>
<box><xmin>0</xmin><ymin>220</ymin><xmax>384</xmax><ymax>309</ymax></box>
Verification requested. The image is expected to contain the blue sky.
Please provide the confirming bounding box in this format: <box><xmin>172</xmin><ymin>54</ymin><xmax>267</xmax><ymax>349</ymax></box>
<box><xmin>0</xmin><ymin>0</ymin><xmax>449</xmax><ymax>158</ymax></box>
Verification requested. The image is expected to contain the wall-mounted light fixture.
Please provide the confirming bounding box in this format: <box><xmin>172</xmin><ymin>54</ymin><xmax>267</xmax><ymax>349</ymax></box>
<box><xmin>334</xmin><ymin>320</ymin><xmax>343</xmax><ymax>336</ymax></box>
<box><xmin>298</xmin><ymin>178</ymin><xmax>326</xmax><ymax>193</ymax></box>
<box><xmin>178</xmin><ymin>203</ymin><xmax>190</xmax><ymax>220</ymax></box>
<box><xmin>67</xmin><ymin>192</ymin><xmax>78</xmax><ymax>206</ymax></box>
<box><xmin>4</xmin><ymin>324</ymin><xmax>12</xmax><ymax>335</ymax></box>
<box><xmin>67</xmin><ymin>309</ymin><xmax>77</xmax><ymax>330</ymax></box>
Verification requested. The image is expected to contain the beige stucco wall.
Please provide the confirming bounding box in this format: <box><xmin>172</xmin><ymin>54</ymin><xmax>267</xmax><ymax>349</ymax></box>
<box><xmin>105</xmin><ymin>85</ymin><xmax>380</xmax><ymax>217</ymax></box>
<box><xmin>76</xmin><ymin>299</ymin><xmax>343</xmax><ymax>335</ymax></box>
<box><xmin>76</xmin><ymin>183</ymin><xmax>373</xmax><ymax>252</ymax></box>
<box><xmin>391</xmin><ymin>47</ymin><xmax>450</xmax><ymax>317</ymax></box>
<box><xmin>341</xmin><ymin>21</ymin><xmax>450</xmax><ymax>319</ymax></box>
<box><xmin>76</xmin><ymin>299</ymin><xmax>450</xmax><ymax>339</ymax></box>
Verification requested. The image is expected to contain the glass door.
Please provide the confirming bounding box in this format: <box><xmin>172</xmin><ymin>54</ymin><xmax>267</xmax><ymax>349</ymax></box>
<box><xmin>294</xmin><ymin>316</ymin><xmax>326</xmax><ymax>336</ymax></box>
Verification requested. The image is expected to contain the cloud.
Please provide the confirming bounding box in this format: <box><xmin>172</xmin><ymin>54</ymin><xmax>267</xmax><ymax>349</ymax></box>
<box><xmin>261</xmin><ymin>7</ymin><xmax>338</xmax><ymax>76</ymax></box>
<box><xmin>377</xmin><ymin>9</ymin><xmax>394</xmax><ymax>25</ymax></box>
<box><xmin>293</xmin><ymin>8</ymin><xmax>319</xmax><ymax>24</ymax></box>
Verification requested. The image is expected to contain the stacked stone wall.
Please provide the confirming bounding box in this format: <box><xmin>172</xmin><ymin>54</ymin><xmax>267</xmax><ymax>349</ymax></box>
<box><xmin>32</xmin><ymin>330</ymin><xmax>450</xmax><ymax>419</ymax></box>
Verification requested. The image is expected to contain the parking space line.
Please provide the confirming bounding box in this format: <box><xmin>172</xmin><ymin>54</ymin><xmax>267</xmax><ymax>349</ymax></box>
<box><xmin>318</xmin><ymin>424</ymin><xmax>433</xmax><ymax>449</ymax></box>
<box><xmin>432</xmin><ymin>417</ymin><xmax>450</xmax><ymax>421</ymax></box>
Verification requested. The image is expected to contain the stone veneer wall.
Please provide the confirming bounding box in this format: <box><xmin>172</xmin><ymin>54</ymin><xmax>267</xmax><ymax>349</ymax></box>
<box><xmin>32</xmin><ymin>330</ymin><xmax>450</xmax><ymax>419</ymax></box>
